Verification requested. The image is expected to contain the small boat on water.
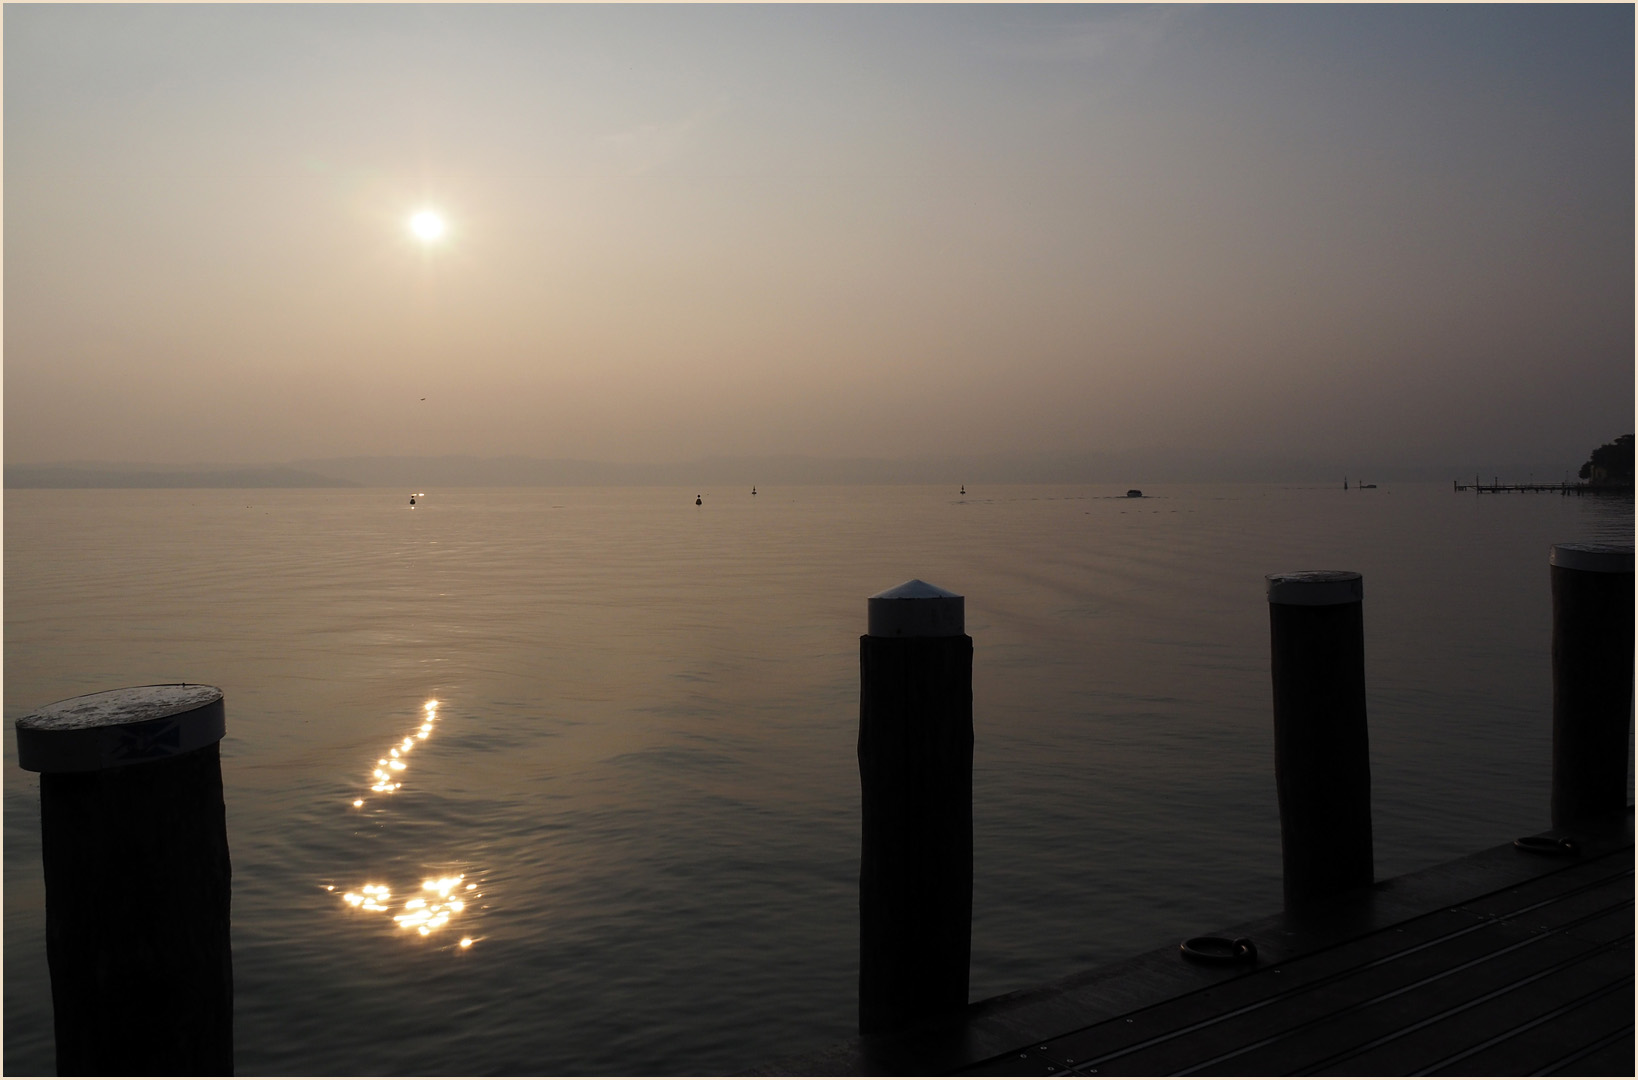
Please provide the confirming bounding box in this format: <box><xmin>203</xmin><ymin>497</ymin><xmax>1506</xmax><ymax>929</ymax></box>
<box><xmin>1126</xmin><ymin>489</ymin><xmax>1143</xmax><ymax>498</ymax></box>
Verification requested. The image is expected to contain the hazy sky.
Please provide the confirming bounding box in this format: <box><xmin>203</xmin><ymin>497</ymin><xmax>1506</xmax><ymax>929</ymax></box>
<box><xmin>5</xmin><ymin>4</ymin><xmax>1632</xmax><ymax>467</ymax></box>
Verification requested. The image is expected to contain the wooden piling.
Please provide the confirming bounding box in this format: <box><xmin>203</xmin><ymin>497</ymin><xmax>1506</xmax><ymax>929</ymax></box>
<box><xmin>858</xmin><ymin>580</ymin><xmax>973</xmax><ymax>1035</ymax></box>
<box><xmin>15</xmin><ymin>684</ymin><xmax>233</xmax><ymax>1076</ymax></box>
<box><xmin>1266</xmin><ymin>572</ymin><xmax>1374</xmax><ymax>907</ymax></box>
<box><xmin>1549</xmin><ymin>543</ymin><xmax>1635</xmax><ymax>832</ymax></box>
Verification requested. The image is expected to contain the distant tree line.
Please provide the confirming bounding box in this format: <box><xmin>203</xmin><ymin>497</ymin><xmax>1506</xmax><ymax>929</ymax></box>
<box><xmin>1578</xmin><ymin>434</ymin><xmax>1634</xmax><ymax>486</ymax></box>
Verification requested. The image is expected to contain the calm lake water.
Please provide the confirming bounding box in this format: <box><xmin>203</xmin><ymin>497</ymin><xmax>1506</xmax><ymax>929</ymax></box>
<box><xmin>4</xmin><ymin>482</ymin><xmax>1632</xmax><ymax>1075</ymax></box>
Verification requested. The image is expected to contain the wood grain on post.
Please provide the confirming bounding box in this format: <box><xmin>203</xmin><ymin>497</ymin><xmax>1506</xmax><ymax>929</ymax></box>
<box><xmin>15</xmin><ymin>684</ymin><xmax>233</xmax><ymax>1076</ymax></box>
<box><xmin>858</xmin><ymin>579</ymin><xmax>973</xmax><ymax>1035</ymax></box>
<box><xmin>1549</xmin><ymin>543</ymin><xmax>1635</xmax><ymax>832</ymax></box>
<box><xmin>1266</xmin><ymin>572</ymin><xmax>1374</xmax><ymax>907</ymax></box>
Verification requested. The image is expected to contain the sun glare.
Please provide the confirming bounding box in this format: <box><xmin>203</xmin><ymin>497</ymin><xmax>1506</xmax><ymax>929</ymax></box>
<box><xmin>409</xmin><ymin>210</ymin><xmax>446</xmax><ymax>242</ymax></box>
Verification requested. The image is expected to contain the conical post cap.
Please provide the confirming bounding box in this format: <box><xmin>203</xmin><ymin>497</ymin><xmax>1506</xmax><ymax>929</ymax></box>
<box><xmin>868</xmin><ymin>579</ymin><xmax>965</xmax><ymax>637</ymax></box>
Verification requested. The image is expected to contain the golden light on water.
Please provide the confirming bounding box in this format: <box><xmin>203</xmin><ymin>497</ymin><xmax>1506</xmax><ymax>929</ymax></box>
<box><xmin>341</xmin><ymin>883</ymin><xmax>395</xmax><ymax>913</ymax></box>
<box><xmin>333</xmin><ymin>873</ymin><xmax>482</xmax><ymax>946</ymax></box>
<box><xmin>353</xmin><ymin>699</ymin><xmax>440</xmax><ymax>807</ymax></box>
<box><xmin>332</xmin><ymin>699</ymin><xmax>479</xmax><ymax>949</ymax></box>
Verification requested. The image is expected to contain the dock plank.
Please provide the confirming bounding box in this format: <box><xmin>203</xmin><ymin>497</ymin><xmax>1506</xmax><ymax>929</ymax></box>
<box><xmin>1315</xmin><ymin>943</ymin><xmax>1633</xmax><ymax>1075</ymax></box>
<box><xmin>1204</xmin><ymin>931</ymin><xmax>1613</xmax><ymax>1074</ymax></box>
<box><xmin>961</xmin><ymin>1048</ymin><xmax>1066</xmax><ymax>1075</ymax></box>
<box><xmin>1048</xmin><ymin>920</ymin><xmax>1537</xmax><ymax>1074</ymax></box>
<box><xmin>1458</xmin><ymin>861</ymin><xmax>1633</xmax><ymax>922</ymax></box>
<box><xmin>1554</xmin><ymin>902</ymin><xmax>1638</xmax><ymax>947</ymax></box>
<box><xmin>1031</xmin><ymin>906</ymin><xmax>1487</xmax><ymax>1068</ymax></box>
<box><xmin>1084</xmin><ymin>865</ymin><xmax>1635</xmax><ymax>1075</ymax></box>
<box><xmin>1541</xmin><ymin>1027</ymin><xmax>1635</xmax><ymax>1076</ymax></box>
<box><xmin>1478</xmin><ymin>873</ymin><xmax>1634</xmax><ymax>931</ymax></box>
<box><xmin>1430</xmin><ymin>973</ymin><xmax>1635</xmax><ymax>1076</ymax></box>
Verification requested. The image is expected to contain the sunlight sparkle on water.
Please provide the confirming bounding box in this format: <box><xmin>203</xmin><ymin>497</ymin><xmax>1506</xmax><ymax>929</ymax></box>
<box><xmin>333</xmin><ymin>873</ymin><xmax>478</xmax><ymax>943</ymax></box>
<box><xmin>354</xmin><ymin>699</ymin><xmax>439</xmax><ymax>807</ymax></box>
<box><xmin>333</xmin><ymin>699</ymin><xmax>480</xmax><ymax>948</ymax></box>
<box><xmin>336</xmin><ymin>872</ymin><xmax>480</xmax><ymax>940</ymax></box>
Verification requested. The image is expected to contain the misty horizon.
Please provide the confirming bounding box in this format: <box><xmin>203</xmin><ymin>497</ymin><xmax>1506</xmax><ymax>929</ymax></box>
<box><xmin>3</xmin><ymin>446</ymin><xmax>1617</xmax><ymax>490</ymax></box>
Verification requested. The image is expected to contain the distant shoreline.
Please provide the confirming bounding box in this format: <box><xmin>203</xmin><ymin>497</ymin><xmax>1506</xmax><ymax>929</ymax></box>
<box><xmin>4</xmin><ymin>453</ymin><xmax>1591</xmax><ymax>490</ymax></box>
<box><xmin>3</xmin><ymin>465</ymin><xmax>361</xmax><ymax>489</ymax></box>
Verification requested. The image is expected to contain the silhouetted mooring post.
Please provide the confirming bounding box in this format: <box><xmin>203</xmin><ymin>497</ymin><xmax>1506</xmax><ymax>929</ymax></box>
<box><xmin>1549</xmin><ymin>544</ymin><xmax>1635</xmax><ymax>832</ymax></box>
<box><xmin>1266</xmin><ymin>572</ymin><xmax>1373</xmax><ymax>906</ymax></box>
<box><xmin>15</xmin><ymin>684</ymin><xmax>233</xmax><ymax>1076</ymax></box>
<box><xmin>858</xmin><ymin>579</ymin><xmax>972</xmax><ymax>1035</ymax></box>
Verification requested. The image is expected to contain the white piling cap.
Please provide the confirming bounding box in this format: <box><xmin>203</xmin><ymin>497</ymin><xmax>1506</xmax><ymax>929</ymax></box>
<box><xmin>1550</xmin><ymin>543</ymin><xmax>1634</xmax><ymax>574</ymax></box>
<box><xmin>867</xmin><ymin>579</ymin><xmax>965</xmax><ymax>637</ymax></box>
<box><xmin>1266</xmin><ymin>571</ymin><xmax>1363</xmax><ymax>606</ymax></box>
<box><xmin>15</xmin><ymin>684</ymin><xmax>225</xmax><ymax>774</ymax></box>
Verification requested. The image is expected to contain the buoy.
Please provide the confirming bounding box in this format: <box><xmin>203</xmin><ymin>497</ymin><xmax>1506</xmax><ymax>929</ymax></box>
<box><xmin>752</xmin><ymin>486</ymin><xmax>757</xmax><ymax>496</ymax></box>
<box><xmin>696</xmin><ymin>495</ymin><xmax>702</xmax><ymax>506</ymax></box>
<box><xmin>959</xmin><ymin>485</ymin><xmax>965</xmax><ymax>495</ymax></box>
<box><xmin>410</xmin><ymin>496</ymin><xmax>415</xmax><ymax>506</ymax></box>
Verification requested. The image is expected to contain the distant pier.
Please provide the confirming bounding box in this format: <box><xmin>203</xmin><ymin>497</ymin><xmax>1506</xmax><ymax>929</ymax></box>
<box><xmin>1454</xmin><ymin>479</ymin><xmax>1614</xmax><ymax>495</ymax></box>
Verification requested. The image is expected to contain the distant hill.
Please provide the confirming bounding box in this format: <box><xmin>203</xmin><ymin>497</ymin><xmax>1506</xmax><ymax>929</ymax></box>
<box><xmin>5</xmin><ymin>464</ymin><xmax>360</xmax><ymax>489</ymax></box>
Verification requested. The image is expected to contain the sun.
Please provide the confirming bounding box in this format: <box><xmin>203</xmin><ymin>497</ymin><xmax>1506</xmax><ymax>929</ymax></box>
<box><xmin>409</xmin><ymin>210</ymin><xmax>446</xmax><ymax>242</ymax></box>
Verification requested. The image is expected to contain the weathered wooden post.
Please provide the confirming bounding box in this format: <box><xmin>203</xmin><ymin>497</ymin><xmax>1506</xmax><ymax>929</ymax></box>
<box><xmin>1266</xmin><ymin>572</ymin><xmax>1373</xmax><ymax>907</ymax></box>
<box><xmin>15</xmin><ymin>684</ymin><xmax>233</xmax><ymax>1076</ymax></box>
<box><xmin>858</xmin><ymin>579</ymin><xmax>972</xmax><ymax>1035</ymax></box>
<box><xmin>1549</xmin><ymin>543</ymin><xmax>1635</xmax><ymax>832</ymax></box>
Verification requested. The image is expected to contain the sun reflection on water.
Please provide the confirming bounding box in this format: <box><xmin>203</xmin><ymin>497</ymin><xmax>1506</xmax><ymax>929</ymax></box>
<box><xmin>332</xmin><ymin>874</ymin><xmax>486</xmax><ymax>946</ymax></box>
<box><xmin>353</xmin><ymin>699</ymin><xmax>439</xmax><ymax>807</ymax></box>
<box><xmin>333</xmin><ymin>698</ymin><xmax>487</xmax><ymax>948</ymax></box>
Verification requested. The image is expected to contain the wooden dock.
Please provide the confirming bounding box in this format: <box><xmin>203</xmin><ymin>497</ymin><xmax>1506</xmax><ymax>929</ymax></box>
<box><xmin>771</xmin><ymin>812</ymin><xmax>1632</xmax><ymax>1076</ymax></box>
<box><xmin>1450</xmin><ymin>480</ymin><xmax>1634</xmax><ymax>495</ymax></box>
<box><xmin>1454</xmin><ymin>481</ymin><xmax>1585</xmax><ymax>494</ymax></box>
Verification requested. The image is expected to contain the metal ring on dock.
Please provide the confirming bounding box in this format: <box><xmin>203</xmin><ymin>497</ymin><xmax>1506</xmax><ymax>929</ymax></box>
<box><xmin>1513</xmin><ymin>835</ymin><xmax>1578</xmax><ymax>857</ymax></box>
<box><xmin>1179</xmin><ymin>936</ymin><xmax>1258</xmax><ymax>965</ymax></box>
